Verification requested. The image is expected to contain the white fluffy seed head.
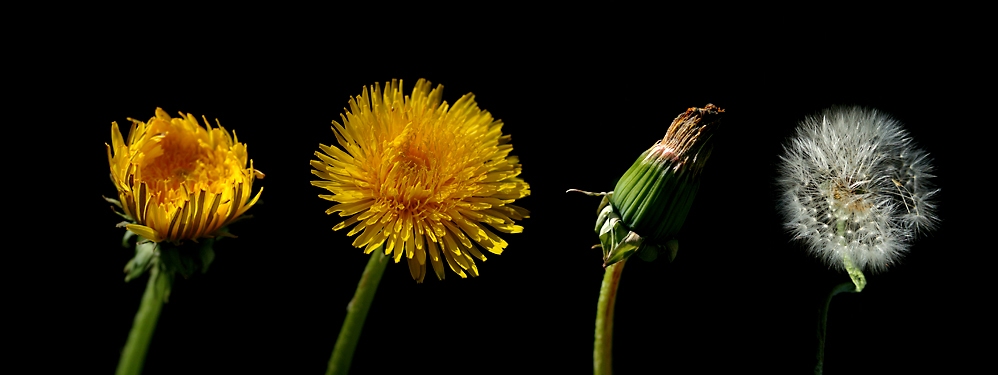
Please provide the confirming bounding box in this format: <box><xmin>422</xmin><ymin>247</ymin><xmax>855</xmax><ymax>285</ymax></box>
<box><xmin>777</xmin><ymin>106</ymin><xmax>939</xmax><ymax>273</ymax></box>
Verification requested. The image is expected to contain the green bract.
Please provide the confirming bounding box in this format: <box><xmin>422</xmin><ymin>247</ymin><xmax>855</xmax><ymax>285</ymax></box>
<box><xmin>579</xmin><ymin>104</ymin><xmax>723</xmax><ymax>267</ymax></box>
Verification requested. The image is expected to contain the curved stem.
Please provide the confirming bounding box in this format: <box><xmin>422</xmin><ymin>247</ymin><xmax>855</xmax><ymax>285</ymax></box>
<box><xmin>327</xmin><ymin>249</ymin><xmax>388</xmax><ymax>375</ymax></box>
<box><xmin>842</xmin><ymin>255</ymin><xmax>867</xmax><ymax>292</ymax></box>
<box><xmin>594</xmin><ymin>260</ymin><xmax>627</xmax><ymax>375</ymax></box>
<box><xmin>814</xmin><ymin>281</ymin><xmax>856</xmax><ymax>375</ymax></box>
<box><xmin>116</xmin><ymin>265</ymin><xmax>169</xmax><ymax>375</ymax></box>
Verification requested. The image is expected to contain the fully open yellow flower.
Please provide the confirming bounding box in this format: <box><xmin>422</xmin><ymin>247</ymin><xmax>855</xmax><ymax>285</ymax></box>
<box><xmin>311</xmin><ymin>79</ymin><xmax>530</xmax><ymax>282</ymax></box>
<box><xmin>107</xmin><ymin>108</ymin><xmax>264</xmax><ymax>243</ymax></box>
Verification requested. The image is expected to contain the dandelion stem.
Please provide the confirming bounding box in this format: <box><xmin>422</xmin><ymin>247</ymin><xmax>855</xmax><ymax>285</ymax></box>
<box><xmin>842</xmin><ymin>255</ymin><xmax>867</xmax><ymax>292</ymax></box>
<box><xmin>327</xmin><ymin>248</ymin><xmax>388</xmax><ymax>375</ymax></box>
<box><xmin>116</xmin><ymin>264</ymin><xmax>169</xmax><ymax>375</ymax></box>
<box><xmin>835</xmin><ymin>220</ymin><xmax>866</xmax><ymax>292</ymax></box>
<box><xmin>594</xmin><ymin>260</ymin><xmax>626</xmax><ymax>375</ymax></box>
<box><xmin>814</xmin><ymin>281</ymin><xmax>857</xmax><ymax>375</ymax></box>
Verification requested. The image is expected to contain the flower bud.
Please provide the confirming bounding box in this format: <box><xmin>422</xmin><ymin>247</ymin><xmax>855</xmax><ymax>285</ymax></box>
<box><xmin>577</xmin><ymin>104</ymin><xmax>723</xmax><ymax>267</ymax></box>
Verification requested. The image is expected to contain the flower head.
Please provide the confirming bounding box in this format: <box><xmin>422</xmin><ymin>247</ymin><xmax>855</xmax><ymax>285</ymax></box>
<box><xmin>777</xmin><ymin>106</ymin><xmax>938</xmax><ymax>274</ymax></box>
<box><xmin>107</xmin><ymin>108</ymin><xmax>264</xmax><ymax>244</ymax></box>
<box><xmin>311</xmin><ymin>79</ymin><xmax>530</xmax><ymax>282</ymax></box>
<box><xmin>574</xmin><ymin>104</ymin><xmax>723</xmax><ymax>266</ymax></box>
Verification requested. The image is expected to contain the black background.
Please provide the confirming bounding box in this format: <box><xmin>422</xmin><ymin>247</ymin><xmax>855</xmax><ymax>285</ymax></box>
<box><xmin>37</xmin><ymin>25</ymin><xmax>983</xmax><ymax>375</ymax></box>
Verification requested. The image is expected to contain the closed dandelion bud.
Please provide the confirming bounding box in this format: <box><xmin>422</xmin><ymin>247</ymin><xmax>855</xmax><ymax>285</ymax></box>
<box><xmin>777</xmin><ymin>106</ymin><xmax>939</xmax><ymax>291</ymax></box>
<box><xmin>577</xmin><ymin>104</ymin><xmax>723</xmax><ymax>267</ymax></box>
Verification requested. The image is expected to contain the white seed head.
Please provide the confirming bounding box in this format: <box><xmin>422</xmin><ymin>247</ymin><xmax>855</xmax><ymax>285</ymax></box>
<box><xmin>777</xmin><ymin>106</ymin><xmax>939</xmax><ymax>273</ymax></box>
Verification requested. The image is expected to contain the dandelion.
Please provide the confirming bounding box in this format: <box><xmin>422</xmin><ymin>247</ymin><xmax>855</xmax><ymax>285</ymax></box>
<box><xmin>777</xmin><ymin>106</ymin><xmax>939</xmax><ymax>374</ymax></box>
<box><xmin>107</xmin><ymin>107</ymin><xmax>264</xmax><ymax>245</ymax></box>
<box><xmin>570</xmin><ymin>104</ymin><xmax>724</xmax><ymax>267</ymax></box>
<box><xmin>569</xmin><ymin>104</ymin><xmax>724</xmax><ymax>375</ymax></box>
<box><xmin>777</xmin><ymin>106</ymin><xmax>938</xmax><ymax>278</ymax></box>
<box><xmin>315</xmin><ymin>79</ymin><xmax>529</xmax><ymax>375</ymax></box>
<box><xmin>106</xmin><ymin>108</ymin><xmax>263</xmax><ymax>375</ymax></box>
<box><xmin>311</xmin><ymin>78</ymin><xmax>530</xmax><ymax>282</ymax></box>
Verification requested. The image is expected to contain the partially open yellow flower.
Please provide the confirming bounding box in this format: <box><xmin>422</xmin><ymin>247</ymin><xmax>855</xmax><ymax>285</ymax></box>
<box><xmin>311</xmin><ymin>79</ymin><xmax>530</xmax><ymax>282</ymax></box>
<box><xmin>107</xmin><ymin>108</ymin><xmax>264</xmax><ymax>243</ymax></box>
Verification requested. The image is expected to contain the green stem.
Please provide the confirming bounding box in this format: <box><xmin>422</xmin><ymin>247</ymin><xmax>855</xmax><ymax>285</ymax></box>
<box><xmin>116</xmin><ymin>264</ymin><xmax>169</xmax><ymax>375</ymax></box>
<box><xmin>814</xmin><ymin>281</ymin><xmax>857</xmax><ymax>375</ymax></box>
<box><xmin>835</xmin><ymin>219</ymin><xmax>866</xmax><ymax>292</ymax></box>
<box><xmin>327</xmin><ymin>249</ymin><xmax>388</xmax><ymax>375</ymax></box>
<box><xmin>594</xmin><ymin>260</ymin><xmax>626</xmax><ymax>375</ymax></box>
<box><xmin>842</xmin><ymin>255</ymin><xmax>867</xmax><ymax>292</ymax></box>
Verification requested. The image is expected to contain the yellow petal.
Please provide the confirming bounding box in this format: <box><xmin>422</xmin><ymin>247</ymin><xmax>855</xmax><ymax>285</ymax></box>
<box><xmin>125</xmin><ymin>224</ymin><xmax>163</xmax><ymax>243</ymax></box>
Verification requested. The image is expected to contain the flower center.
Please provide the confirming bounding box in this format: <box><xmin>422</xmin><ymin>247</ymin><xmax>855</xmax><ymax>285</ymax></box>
<box><xmin>829</xmin><ymin>180</ymin><xmax>872</xmax><ymax>219</ymax></box>
<box><xmin>381</xmin><ymin>128</ymin><xmax>442</xmax><ymax>213</ymax></box>
<box><xmin>136</xmin><ymin>119</ymin><xmax>231</xmax><ymax>203</ymax></box>
<box><xmin>400</xmin><ymin>144</ymin><xmax>430</xmax><ymax>171</ymax></box>
<box><xmin>148</xmin><ymin>141</ymin><xmax>200</xmax><ymax>187</ymax></box>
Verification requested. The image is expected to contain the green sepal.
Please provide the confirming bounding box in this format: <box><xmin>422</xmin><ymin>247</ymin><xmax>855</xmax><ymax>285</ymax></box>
<box><xmin>594</xmin><ymin>195</ymin><xmax>615</xmax><ymax>235</ymax></box>
<box><xmin>594</xmin><ymin>195</ymin><xmax>649</xmax><ymax>267</ymax></box>
<box><xmin>125</xmin><ymin>241</ymin><xmax>158</xmax><ymax>282</ymax></box>
<box><xmin>159</xmin><ymin>244</ymin><xmax>186</xmax><ymax>277</ymax></box>
<box><xmin>634</xmin><ymin>238</ymin><xmax>680</xmax><ymax>263</ymax></box>
<box><xmin>152</xmin><ymin>262</ymin><xmax>175</xmax><ymax>303</ymax></box>
<box><xmin>596</xmin><ymin>203</ymin><xmax>624</xmax><ymax>260</ymax></box>
<box><xmin>636</xmin><ymin>244</ymin><xmax>658</xmax><ymax>262</ymax></box>
<box><xmin>596</xmin><ymin>192</ymin><xmax>613</xmax><ymax>215</ymax></box>
<box><xmin>665</xmin><ymin>239</ymin><xmax>679</xmax><ymax>262</ymax></box>
<box><xmin>104</xmin><ymin>196</ymin><xmax>123</xmax><ymax>209</ymax></box>
<box><xmin>155</xmin><ymin>239</ymin><xmax>219</xmax><ymax>279</ymax></box>
<box><xmin>105</xmin><ymin>196</ymin><xmax>134</xmax><ymax>221</ymax></box>
<box><xmin>603</xmin><ymin>230</ymin><xmax>642</xmax><ymax>267</ymax></box>
<box><xmin>587</xmin><ymin>188</ymin><xmax>685</xmax><ymax>266</ymax></box>
<box><xmin>121</xmin><ymin>230</ymin><xmax>136</xmax><ymax>248</ymax></box>
<box><xmin>199</xmin><ymin>238</ymin><xmax>216</xmax><ymax>274</ymax></box>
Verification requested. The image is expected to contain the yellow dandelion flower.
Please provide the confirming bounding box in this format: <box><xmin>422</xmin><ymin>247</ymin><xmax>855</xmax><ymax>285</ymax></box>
<box><xmin>311</xmin><ymin>79</ymin><xmax>530</xmax><ymax>282</ymax></box>
<box><xmin>107</xmin><ymin>108</ymin><xmax>264</xmax><ymax>243</ymax></box>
